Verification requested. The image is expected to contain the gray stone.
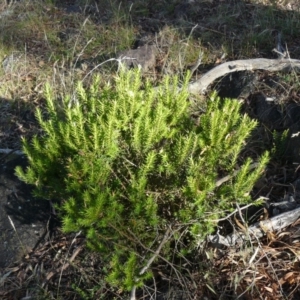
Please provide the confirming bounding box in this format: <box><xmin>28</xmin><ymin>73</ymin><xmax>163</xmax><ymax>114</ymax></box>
<box><xmin>118</xmin><ymin>44</ymin><xmax>157</xmax><ymax>72</ymax></box>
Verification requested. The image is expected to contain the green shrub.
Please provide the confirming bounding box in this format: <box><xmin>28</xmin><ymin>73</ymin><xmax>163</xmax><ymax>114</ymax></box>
<box><xmin>16</xmin><ymin>69</ymin><xmax>269</xmax><ymax>291</ymax></box>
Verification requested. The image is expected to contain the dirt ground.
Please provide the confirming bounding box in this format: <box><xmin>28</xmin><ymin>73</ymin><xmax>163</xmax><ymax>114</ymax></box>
<box><xmin>0</xmin><ymin>154</ymin><xmax>51</xmax><ymax>269</ymax></box>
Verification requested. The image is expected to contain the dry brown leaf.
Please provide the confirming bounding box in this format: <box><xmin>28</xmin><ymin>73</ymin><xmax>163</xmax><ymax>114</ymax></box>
<box><xmin>243</xmin><ymin>277</ymin><xmax>253</xmax><ymax>283</ymax></box>
<box><xmin>215</xmin><ymin>58</ymin><xmax>222</xmax><ymax>64</ymax></box>
<box><xmin>45</xmin><ymin>270</ymin><xmax>55</xmax><ymax>282</ymax></box>
<box><xmin>284</xmin><ymin>272</ymin><xmax>296</xmax><ymax>280</ymax></box>
<box><xmin>264</xmin><ymin>286</ymin><xmax>273</xmax><ymax>293</ymax></box>
<box><xmin>279</xmin><ymin>277</ymin><xmax>286</xmax><ymax>285</ymax></box>
<box><xmin>271</xmin><ymin>282</ymin><xmax>279</xmax><ymax>291</ymax></box>
<box><xmin>291</xmin><ymin>219</ymin><xmax>300</xmax><ymax>227</ymax></box>
<box><xmin>254</xmin><ymin>275</ymin><xmax>266</xmax><ymax>281</ymax></box>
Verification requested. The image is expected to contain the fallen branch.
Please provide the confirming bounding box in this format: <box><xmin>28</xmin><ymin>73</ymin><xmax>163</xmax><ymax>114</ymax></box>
<box><xmin>215</xmin><ymin>162</ymin><xmax>259</xmax><ymax>187</ymax></box>
<box><xmin>208</xmin><ymin>206</ymin><xmax>300</xmax><ymax>247</ymax></box>
<box><xmin>188</xmin><ymin>58</ymin><xmax>300</xmax><ymax>95</ymax></box>
<box><xmin>130</xmin><ymin>228</ymin><xmax>171</xmax><ymax>300</ymax></box>
<box><xmin>0</xmin><ymin>149</ymin><xmax>24</xmax><ymax>162</ymax></box>
<box><xmin>0</xmin><ymin>149</ymin><xmax>23</xmax><ymax>155</ymax></box>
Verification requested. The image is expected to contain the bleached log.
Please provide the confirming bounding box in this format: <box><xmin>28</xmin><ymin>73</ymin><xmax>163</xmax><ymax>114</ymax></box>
<box><xmin>208</xmin><ymin>206</ymin><xmax>300</xmax><ymax>247</ymax></box>
<box><xmin>188</xmin><ymin>58</ymin><xmax>300</xmax><ymax>95</ymax></box>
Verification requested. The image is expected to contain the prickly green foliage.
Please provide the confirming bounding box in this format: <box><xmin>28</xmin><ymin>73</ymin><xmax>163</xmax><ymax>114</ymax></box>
<box><xmin>271</xmin><ymin>129</ymin><xmax>289</xmax><ymax>158</ymax></box>
<box><xmin>15</xmin><ymin>69</ymin><xmax>269</xmax><ymax>291</ymax></box>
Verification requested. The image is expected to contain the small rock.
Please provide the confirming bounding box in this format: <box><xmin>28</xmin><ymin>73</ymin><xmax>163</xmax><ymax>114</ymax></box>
<box><xmin>118</xmin><ymin>44</ymin><xmax>157</xmax><ymax>72</ymax></box>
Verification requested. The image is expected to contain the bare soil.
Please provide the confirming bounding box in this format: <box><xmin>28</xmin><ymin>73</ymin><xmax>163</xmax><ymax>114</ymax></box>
<box><xmin>0</xmin><ymin>154</ymin><xmax>51</xmax><ymax>269</ymax></box>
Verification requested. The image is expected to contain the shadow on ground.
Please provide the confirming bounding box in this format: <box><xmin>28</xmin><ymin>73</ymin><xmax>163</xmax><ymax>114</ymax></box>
<box><xmin>0</xmin><ymin>154</ymin><xmax>51</xmax><ymax>268</ymax></box>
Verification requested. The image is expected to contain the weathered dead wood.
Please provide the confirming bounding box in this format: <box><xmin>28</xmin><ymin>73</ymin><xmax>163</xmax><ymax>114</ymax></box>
<box><xmin>188</xmin><ymin>58</ymin><xmax>300</xmax><ymax>95</ymax></box>
<box><xmin>0</xmin><ymin>149</ymin><xmax>23</xmax><ymax>155</ymax></box>
<box><xmin>208</xmin><ymin>206</ymin><xmax>300</xmax><ymax>247</ymax></box>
